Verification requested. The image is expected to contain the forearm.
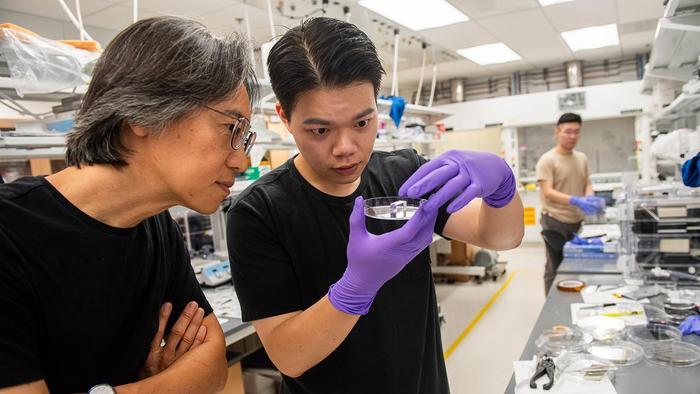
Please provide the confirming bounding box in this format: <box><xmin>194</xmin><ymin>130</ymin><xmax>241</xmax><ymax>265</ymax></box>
<box><xmin>257</xmin><ymin>295</ymin><xmax>359</xmax><ymax>378</ymax></box>
<box><xmin>117</xmin><ymin>317</ymin><xmax>227</xmax><ymax>394</ymax></box>
<box><xmin>476</xmin><ymin>193</ymin><xmax>524</xmax><ymax>250</ymax></box>
<box><xmin>543</xmin><ymin>188</ymin><xmax>573</xmax><ymax>205</ymax></box>
<box><xmin>585</xmin><ymin>183</ymin><xmax>594</xmax><ymax>196</ymax></box>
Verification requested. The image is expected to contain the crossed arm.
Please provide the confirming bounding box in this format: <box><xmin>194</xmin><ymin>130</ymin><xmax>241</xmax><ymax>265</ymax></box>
<box><xmin>0</xmin><ymin>302</ymin><xmax>227</xmax><ymax>394</ymax></box>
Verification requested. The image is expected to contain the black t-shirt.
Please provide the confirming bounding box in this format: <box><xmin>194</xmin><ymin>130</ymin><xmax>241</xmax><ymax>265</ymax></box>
<box><xmin>0</xmin><ymin>177</ymin><xmax>212</xmax><ymax>393</ymax></box>
<box><xmin>227</xmin><ymin>149</ymin><xmax>451</xmax><ymax>394</ymax></box>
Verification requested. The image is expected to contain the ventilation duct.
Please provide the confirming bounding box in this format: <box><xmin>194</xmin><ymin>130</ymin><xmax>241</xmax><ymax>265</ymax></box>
<box><xmin>450</xmin><ymin>78</ymin><xmax>464</xmax><ymax>103</ymax></box>
<box><xmin>565</xmin><ymin>61</ymin><xmax>583</xmax><ymax>88</ymax></box>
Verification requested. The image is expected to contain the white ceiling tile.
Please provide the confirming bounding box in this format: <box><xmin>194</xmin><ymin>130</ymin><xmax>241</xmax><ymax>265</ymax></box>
<box><xmin>615</xmin><ymin>0</ymin><xmax>665</xmax><ymax>23</ymax></box>
<box><xmin>478</xmin><ymin>7</ymin><xmax>550</xmax><ymax>33</ymax></box>
<box><xmin>137</xmin><ymin>0</ymin><xmax>235</xmax><ymax>16</ymax></box>
<box><xmin>620</xmin><ymin>30</ymin><xmax>655</xmax><ymax>56</ymax></box>
<box><xmin>542</xmin><ymin>0</ymin><xmax>617</xmax><ymax>32</ymax></box>
<box><xmin>571</xmin><ymin>45</ymin><xmax>623</xmax><ymax>62</ymax></box>
<box><xmin>421</xmin><ymin>22</ymin><xmax>497</xmax><ymax>51</ymax></box>
<box><xmin>0</xmin><ymin>0</ymin><xmax>125</xmax><ymax>24</ymax></box>
<box><xmin>83</xmin><ymin>4</ymin><xmax>159</xmax><ymax>31</ymax></box>
<box><xmin>476</xmin><ymin>8</ymin><xmax>573</xmax><ymax>64</ymax></box>
<box><xmin>450</xmin><ymin>0</ymin><xmax>540</xmax><ymax>18</ymax></box>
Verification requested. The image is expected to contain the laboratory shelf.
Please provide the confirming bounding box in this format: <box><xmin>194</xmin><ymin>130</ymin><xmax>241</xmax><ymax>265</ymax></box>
<box><xmin>641</xmin><ymin>0</ymin><xmax>700</xmax><ymax>93</ymax></box>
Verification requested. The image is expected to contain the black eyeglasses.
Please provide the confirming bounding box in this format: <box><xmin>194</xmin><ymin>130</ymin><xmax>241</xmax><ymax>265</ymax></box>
<box><xmin>204</xmin><ymin>106</ymin><xmax>256</xmax><ymax>155</ymax></box>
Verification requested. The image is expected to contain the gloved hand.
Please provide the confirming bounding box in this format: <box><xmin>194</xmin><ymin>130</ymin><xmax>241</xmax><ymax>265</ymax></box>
<box><xmin>328</xmin><ymin>196</ymin><xmax>438</xmax><ymax>315</ymax></box>
<box><xmin>398</xmin><ymin>150</ymin><xmax>516</xmax><ymax>214</ymax></box>
<box><xmin>570</xmin><ymin>196</ymin><xmax>604</xmax><ymax>215</ymax></box>
<box><xmin>571</xmin><ymin>233</ymin><xmax>604</xmax><ymax>246</ymax></box>
<box><xmin>679</xmin><ymin>315</ymin><xmax>700</xmax><ymax>336</ymax></box>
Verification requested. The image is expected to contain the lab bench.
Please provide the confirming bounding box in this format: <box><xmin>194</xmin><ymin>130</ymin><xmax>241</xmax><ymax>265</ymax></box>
<box><xmin>505</xmin><ymin>273</ymin><xmax>700</xmax><ymax>394</ymax></box>
<box><xmin>202</xmin><ymin>284</ymin><xmax>259</xmax><ymax>354</ymax></box>
<box><xmin>557</xmin><ymin>258</ymin><xmax>622</xmax><ymax>275</ymax></box>
<box><xmin>203</xmin><ymin>284</ymin><xmax>262</xmax><ymax>393</ymax></box>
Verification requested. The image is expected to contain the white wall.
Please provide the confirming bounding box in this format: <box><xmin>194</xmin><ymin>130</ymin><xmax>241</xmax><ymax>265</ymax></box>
<box><xmin>436</xmin><ymin>80</ymin><xmax>655</xmax><ymax>131</ymax></box>
<box><xmin>518</xmin><ymin>117</ymin><xmax>637</xmax><ymax>177</ymax></box>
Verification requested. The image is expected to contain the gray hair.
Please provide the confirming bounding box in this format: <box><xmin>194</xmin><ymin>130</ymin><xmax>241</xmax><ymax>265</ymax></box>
<box><xmin>66</xmin><ymin>16</ymin><xmax>259</xmax><ymax>167</ymax></box>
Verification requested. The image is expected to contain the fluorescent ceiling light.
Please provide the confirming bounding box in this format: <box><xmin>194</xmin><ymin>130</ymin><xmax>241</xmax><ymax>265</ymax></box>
<box><xmin>561</xmin><ymin>24</ymin><xmax>620</xmax><ymax>51</ymax></box>
<box><xmin>538</xmin><ymin>0</ymin><xmax>576</xmax><ymax>6</ymax></box>
<box><xmin>358</xmin><ymin>0</ymin><xmax>469</xmax><ymax>31</ymax></box>
<box><xmin>457</xmin><ymin>43</ymin><xmax>521</xmax><ymax>65</ymax></box>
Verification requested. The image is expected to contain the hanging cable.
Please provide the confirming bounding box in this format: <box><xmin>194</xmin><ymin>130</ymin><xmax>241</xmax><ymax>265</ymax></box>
<box><xmin>133</xmin><ymin>0</ymin><xmax>138</xmax><ymax>23</ymax></box>
<box><xmin>343</xmin><ymin>6</ymin><xmax>351</xmax><ymax>22</ymax></box>
<box><xmin>243</xmin><ymin>3</ymin><xmax>257</xmax><ymax>75</ymax></box>
<box><xmin>414</xmin><ymin>42</ymin><xmax>427</xmax><ymax>106</ymax></box>
<box><xmin>391</xmin><ymin>29</ymin><xmax>400</xmax><ymax>97</ymax></box>
<box><xmin>75</xmin><ymin>0</ymin><xmax>84</xmax><ymax>40</ymax></box>
<box><xmin>275</xmin><ymin>0</ymin><xmax>328</xmax><ymax>20</ymax></box>
<box><xmin>266</xmin><ymin>0</ymin><xmax>276</xmax><ymax>38</ymax></box>
<box><xmin>56</xmin><ymin>0</ymin><xmax>94</xmax><ymax>41</ymax></box>
<box><xmin>428</xmin><ymin>63</ymin><xmax>438</xmax><ymax>107</ymax></box>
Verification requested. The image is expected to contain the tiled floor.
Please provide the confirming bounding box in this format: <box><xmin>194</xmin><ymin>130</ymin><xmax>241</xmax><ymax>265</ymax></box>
<box><xmin>437</xmin><ymin>243</ymin><xmax>547</xmax><ymax>394</ymax></box>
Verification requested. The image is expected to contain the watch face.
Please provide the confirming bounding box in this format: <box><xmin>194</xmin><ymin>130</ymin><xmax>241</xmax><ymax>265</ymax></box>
<box><xmin>90</xmin><ymin>384</ymin><xmax>116</xmax><ymax>394</ymax></box>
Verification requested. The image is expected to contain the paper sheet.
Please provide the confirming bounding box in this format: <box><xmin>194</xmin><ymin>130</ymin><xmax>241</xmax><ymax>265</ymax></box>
<box><xmin>513</xmin><ymin>360</ymin><xmax>617</xmax><ymax>394</ymax></box>
<box><xmin>580</xmin><ymin>285</ymin><xmax>646</xmax><ymax>304</ymax></box>
<box><xmin>570</xmin><ymin>302</ymin><xmax>647</xmax><ymax>326</ymax></box>
<box><xmin>203</xmin><ymin>285</ymin><xmax>242</xmax><ymax>320</ymax></box>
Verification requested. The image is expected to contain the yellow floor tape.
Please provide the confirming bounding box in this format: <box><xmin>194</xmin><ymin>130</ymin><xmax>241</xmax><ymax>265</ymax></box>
<box><xmin>443</xmin><ymin>271</ymin><xmax>517</xmax><ymax>359</ymax></box>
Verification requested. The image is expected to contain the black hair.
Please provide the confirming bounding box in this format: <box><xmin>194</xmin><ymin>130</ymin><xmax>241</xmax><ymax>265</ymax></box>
<box><xmin>267</xmin><ymin>17</ymin><xmax>385</xmax><ymax>119</ymax></box>
<box><xmin>557</xmin><ymin>112</ymin><xmax>582</xmax><ymax>126</ymax></box>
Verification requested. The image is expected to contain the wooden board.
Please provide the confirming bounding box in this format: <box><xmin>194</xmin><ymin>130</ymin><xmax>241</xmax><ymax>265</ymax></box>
<box><xmin>219</xmin><ymin>362</ymin><xmax>244</xmax><ymax>394</ymax></box>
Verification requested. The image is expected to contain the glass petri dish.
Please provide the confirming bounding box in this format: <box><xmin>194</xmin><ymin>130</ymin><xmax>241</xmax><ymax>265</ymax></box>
<box><xmin>535</xmin><ymin>328</ymin><xmax>593</xmax><ymax>356</ymax></box>
<box><xmin>645</xmin><ymin>340</ymin><xmax>700</xmax><ymax>367</ymax></box>
<box><xmin>556</xmin><ymin>353</ymin><xmax>617</xmax><ymax>383</ymax></box>
<box><xmin>587</xmin><ymin>340</ymin><xmax>644</xmax><ymax>366</ymax></box>
<box><xmin>577</xmin><ymin>316</ymin><xmax>626</xmax><ymax>341</ymax></box>
<box><xmin>663</xmin><ymin>301</ymin><xmax>699</xmax><ymax>325</ymax></box>
<box><xmin>364</xmin><ymin>197</ymin><xmax>426</xmax><ymax>221</ymax></box>
<box><xmin>627</xmin><ymin>323</ymin><xmax>681</xmax><ymax>343</ymax></box>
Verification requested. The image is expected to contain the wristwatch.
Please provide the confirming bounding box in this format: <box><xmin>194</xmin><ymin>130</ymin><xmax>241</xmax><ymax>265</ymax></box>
<box><xmin>88</xmin><ymin>384</ymin><xmax>116</xmax><ymax>394</ymax></box>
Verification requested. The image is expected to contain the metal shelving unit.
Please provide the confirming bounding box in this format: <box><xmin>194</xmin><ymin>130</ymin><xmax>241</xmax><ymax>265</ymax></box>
<box><xmin>641</xmin><ymin>0</ymin><xmax>700</xmax><ymax>93</ymax></box>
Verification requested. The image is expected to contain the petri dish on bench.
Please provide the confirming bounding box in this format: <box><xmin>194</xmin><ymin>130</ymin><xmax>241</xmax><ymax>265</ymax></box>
<box><xmin>645</xmin><ymin>340</ymin><xmax>700</xmax><ymax>367</ymax></box>
<box><xmin>364</xmin><ymin>197</ymin><xmax>426</xmax><ymax>221</ymax></box>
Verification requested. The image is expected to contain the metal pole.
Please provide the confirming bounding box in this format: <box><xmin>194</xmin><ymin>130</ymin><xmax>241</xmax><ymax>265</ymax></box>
<box><xmin>415</xmin><ymin>42</ymin><xmax>427</xmax><ymax>105</ymax></box>
<box><xmin>75</xmin><ymin>0</ymin><xmax>84</xmax><ymax>40</ymax></box>
<box><xmin>266</xmin><ymin>0</ymin><xmax>276</xmax><ymax>38</ymax></box>
<box><xmin>243</xmin><ymin>4</ymin><xmax>257</xmax><ymax>75</ymax></box>
<box><xmin>428</xmin><ymin>63</ymin><xmax>438</xmax><ymax>107</ymax></box>
<box><xmin>391</xmin><ymin>29</ymin><xmax>400</xmax><ymax>96</ymax></box>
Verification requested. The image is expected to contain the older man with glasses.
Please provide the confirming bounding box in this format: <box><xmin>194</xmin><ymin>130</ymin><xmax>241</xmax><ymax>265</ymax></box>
<box><xmin>0</xmin><ymin>16</ymin><xmax>257</xmax><ymax>394</ymax></box>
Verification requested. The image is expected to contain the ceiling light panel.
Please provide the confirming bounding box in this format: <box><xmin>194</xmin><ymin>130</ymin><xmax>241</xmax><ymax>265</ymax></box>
<box><xmin>561</xmin><ymin>24</ymin><xmax>620</xmax><ymax>51</ymax></box>
<box><xmin>457</xmin><ymin>43</ymin><xmax>522</xmax><ymax>65</ymax></box>
<box><xmin>358</xmin><ymin>0</ymin><xmax>469</xmax><ymax>31</ymax></box>
<box><xmin>538</xmin><ymin>0</ymin><xmax>577</xmax><ymax>6</ymax></box>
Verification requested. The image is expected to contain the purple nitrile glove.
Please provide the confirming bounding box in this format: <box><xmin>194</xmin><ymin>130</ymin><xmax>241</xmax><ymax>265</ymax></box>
<box><xmin>570</xmin><ymin>196</ymin><xmax>604</xmax><ymax>215</ymax></box>
<box><xmin>328</xmin><ymin>196</ymin><xmax>438</xmax><ymax>315</ymax></box>
<box><xmin>679</xmin><ymin>315</ymin><xmax>700</xmax><ymax>336</ymax></box>
<box><xmin>398</xmin><ymin>150</ymin><xmax>516</xmax><ymax>214</ymax></box>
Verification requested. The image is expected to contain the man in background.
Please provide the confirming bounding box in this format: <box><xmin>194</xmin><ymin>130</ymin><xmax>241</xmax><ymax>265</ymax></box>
<box><xmin>537</xmin><ymin>113</ymin><xmax>603</xmax><ymax>294</ymax></box>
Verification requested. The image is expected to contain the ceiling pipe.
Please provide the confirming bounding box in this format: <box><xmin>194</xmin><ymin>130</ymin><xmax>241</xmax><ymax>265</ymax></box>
<box><xmin>565</xmin><ymin>60</ymin><xmax>583</xmax><ymax>88</ymax></box>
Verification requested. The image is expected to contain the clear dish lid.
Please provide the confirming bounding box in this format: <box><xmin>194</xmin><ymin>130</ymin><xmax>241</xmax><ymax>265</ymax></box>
<box><xmin>535</xmin><ymin>327</ymin><xmax>593</xmax><ymax>356</ymax></box>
